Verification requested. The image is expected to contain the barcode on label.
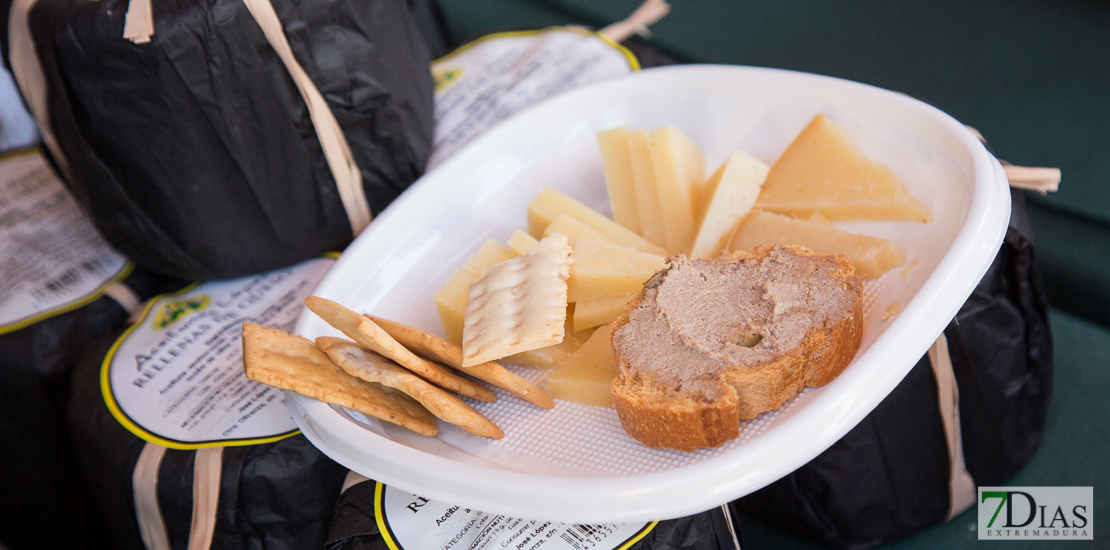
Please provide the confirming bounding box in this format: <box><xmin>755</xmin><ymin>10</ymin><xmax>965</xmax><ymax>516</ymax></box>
<box><xmin>559</xmin><ymin>524</ymin><xmax>608</xmax><ymax>549</ymax></box>
<box><xmin>33</xmin><ymin>256</ymin><xmax>115</xmax><ymax>299</ymax></box>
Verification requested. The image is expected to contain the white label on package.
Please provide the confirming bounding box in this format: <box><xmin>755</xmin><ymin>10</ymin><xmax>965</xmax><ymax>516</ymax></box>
<box><xmin>427</xmin><ymin>28</ymin><xmax>636</xmax><ymax>170</ymax></box>
<box><xmin>376</xmin><ymin>483</ymin><xmax>655</xmax><ymax>550</ymax></box>
<box><xmin>104</xmin><ymin>257</ymin><xmax>334</xmax><ymax>448</ymax></box>
<box><xmin>0</xmin><ymin>151</ymin><xmax>129</xmax><ymax>332</ymax></box>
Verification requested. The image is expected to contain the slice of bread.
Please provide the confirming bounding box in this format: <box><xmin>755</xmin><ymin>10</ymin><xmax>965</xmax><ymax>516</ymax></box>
<box><xmin>610</xmin><ymin>245</ymin><xmax>863</xmax><ymax>451</ymax></box>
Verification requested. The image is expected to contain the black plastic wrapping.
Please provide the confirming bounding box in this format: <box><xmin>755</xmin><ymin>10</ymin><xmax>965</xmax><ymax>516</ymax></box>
<box><xmin>22</xmin><ymin>0</ymin><xmax>434</xmax><ymax>281</ymax></box>
<box><xmin>325</xmin><ymin>480</ymin><xmax>742</xmax><ymax>550</ymax></box>
<box><xmin>734</xmin><ymin>189</ymin><xmax>1053</xmax><ymax>549</ymax></box>
<box><xmin>66</xmin><ymin>329</ymin><xmax>349</xmax><ymax>550</ymax></box>
<box><xmin>0</xmin><ymin>268</ymin><xmax>182</xmax><ymax>550</ymax></box>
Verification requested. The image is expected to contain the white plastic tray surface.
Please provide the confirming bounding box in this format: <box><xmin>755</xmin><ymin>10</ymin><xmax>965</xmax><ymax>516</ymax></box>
<box><xmin>291</xmin><ymin>64</ymin><xmax>1010</xmax><ymax>524</ymax></box>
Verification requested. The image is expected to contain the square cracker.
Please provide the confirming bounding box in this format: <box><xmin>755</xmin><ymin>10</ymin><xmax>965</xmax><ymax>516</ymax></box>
<box><xmin>304</xmin><ymin>297</ymin><xmax>496</xmax><ymax>402</ymax></box>
<box><xmin>317</xmin><ymin>337</ymin><xmax>502</xmax><ymax>439</ymax></box>
<box><xmin>461</xmin><ymin>233</ymin><xmax>573</xmax><ymax>367</ymax></box>
<box><xmin>367</xmin><ymin>314</ymin><xmax>554</xmax><ymax>409</ymax></box>
<box><xmin>241</xmin><ymin>322</ymin><xmax>437</xmax><ymax>436</ymax></box>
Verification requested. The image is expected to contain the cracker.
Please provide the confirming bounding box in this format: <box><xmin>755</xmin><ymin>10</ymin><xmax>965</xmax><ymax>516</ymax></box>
<box><xmin>461</xmin><ymin>233</ymin><xmax>573</xmax><ymax>367</ymax></box>
<box><xmin>240</xmin><ymin>323</ymin><xmax>437</xmax><ymax>436</ymax></box>
<box><xmin>304</xmin><ymin>297</ymin><xmax>496</xmax><ymax>402</ymax></box>
<box><xmin>317</xmin><ymin>337</ymin><xmax>503</xmax><ymax>439</ymax></box>
<box><xmin>366</xmin><ymin>315</ymin><xmax>554</xmax><ymax>409</ymax></box>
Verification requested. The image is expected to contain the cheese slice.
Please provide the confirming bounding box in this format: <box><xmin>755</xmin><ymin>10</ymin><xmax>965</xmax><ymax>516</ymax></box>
<box><xmin>434</xmin><ymin>268</ymin><xmax>478</xmax><ymax>345</ymax></box>
<box><xmin>597</xmin><ymin>127</ymin><xmax>641</xmax><ymax>233</ymax></box>
<box><xmin>462</xmin><ymin>239</ymin><xmax>516</xmax><ymax>278</ymax></box>
<box><xmin>649</xmin><ymin>126</ymin><xmax>704</xmax><ymax>254</ymax></box>
<box><xmin>689</xmin><ymin>150</ymin><xmax>770</xmax><ymax>259</ymax></box>
<box><xmin>728</xmin><ymin>209</ymin><xmax>904</xmax><ymax>280</ymax></box>
<box><xmin>526</xmin><ymin>187</ymin><xmax>666</xmax><ymax>255</ymax></box>
<box><xmin>755</xmin><ymin>114</ymin><xmax>931</xmax><ymax>222</ymax></box>
<box><xmin>566</xmin><ymin>239</ymin><xmax>666</xmax><ymax>302</ymax></box>
<box><xmin>542</xmin><ymin>212</ymin><xmax>611</xmax><ymax>247</ymax></box>
<box><xmin>572</xmin><ymin>294</ymin><xmax>631</xmax><ymax>332</ymax></box>
<box><xmin>546</xmin><ymin>322</ymin><xmax>618</xmax><ymax>408</ymax></box>
<box><xmin>628</xmin><ymin>130</ymin><xmax>667</xmax><ymax>249</ymax></box>
<box><xmin>436</xmin><ymin>239</ymin><xmax>520</xmax><ymax>344</ymax></box>
<box><xmin>506</xmin><ymin>230</ymin><xmax>539</xmax><ymax>256</ymax></box>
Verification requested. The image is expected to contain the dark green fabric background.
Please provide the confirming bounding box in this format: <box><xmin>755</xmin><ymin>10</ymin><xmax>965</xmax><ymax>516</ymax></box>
<box><xmin>432</xmin><ymin>1</ymin><xmax>1109</xmax><ymax>548</ymax></box>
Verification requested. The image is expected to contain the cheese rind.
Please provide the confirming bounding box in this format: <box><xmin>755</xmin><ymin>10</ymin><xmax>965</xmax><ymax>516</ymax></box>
<box><xmin>526</xmin><ymin>187</ymin><xmax>666</xmax><ymax>255</ymax></box>
<box><xmin>566</xmin><ymin>239</ymin><xmax>667</xmax><ymax>302</ymax></box>
<box><xmin>728</xmin><ymin>209</ymin><xmax>904</xmax><ymax>280</ymax></box>
<box><xmin>649</xmin><ymin>126</ymin><xmax>704</xmax><ymax>254</ymax></box>
<box><xmin>755</xmin><ymin>114</ymin><xmax>931</xmax><ymax>222</ymax></box>
<box><xmin>689</xmin><ymin>151</ymin><xmax>769</xmax><ymax>259</ymax></box>
<box><xmin>597</xmin><ymin>127</ymin><xmax>641</xmax><ymax>233</ymax></box>
<box><xmin>546</xmin><ymin>323</ymin><xmax>618</xmax><ymax>408</ymax></box>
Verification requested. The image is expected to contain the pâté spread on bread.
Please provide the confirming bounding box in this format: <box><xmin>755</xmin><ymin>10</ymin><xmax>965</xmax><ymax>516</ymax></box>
<box><xmin>611</xmin><ymin>245</ymin><xmax>863</xmax><ymax>451</ymax></box>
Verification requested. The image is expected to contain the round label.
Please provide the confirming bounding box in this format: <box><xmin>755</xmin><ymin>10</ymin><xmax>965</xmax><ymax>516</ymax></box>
<box><xmin>0</xmin><ymin>150</ymin><xmax>130</xmax><ymax>333</ymax></box>
<box><xmin>102</xmin><ymin>257</ymin><xmax>334</xmax><ymax>449</ymax></box>
<box><xmin>427</xmin><ymin>27</ymin><xmax>638</xmax><ymax>170</ymax></box>
<box><xmin>375</xmin><ymin>483</ymin><xmax>655</xmax><ymax>550</ymax></box>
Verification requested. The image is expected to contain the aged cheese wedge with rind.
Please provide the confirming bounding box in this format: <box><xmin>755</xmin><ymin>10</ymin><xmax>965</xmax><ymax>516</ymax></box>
<box><xmin>461</xmin><ymin>234</ymin><xmax>573</xmax><ymax>367</ymax></box>
<box><xmin>728</xmin><ymin>209</ymin><xmax>904</xmax><ymax>280</ymax></box>
<box><xmin>566</xmin><ymin>239</ymin><xmax>666</xmax><ymax>302</ymax></box>
<box><xmin>689</xmin><ymin>150</ymin><xmax>770</xmax><ymax>259</ymax></box>
<box><xmin>546</xmin><ymin>322</ymin><xmax>618</xmax><ymax>408</ymax></box>
<box><xmin>597</xmin><ymin>127</ymin><xmax>641</xmax><ymax>234</ymax></box>
<box><xmin>572</xmin><ymin>294</ymin><xmax>632</xmax><ymax>332</ymax></box>
<box><xmin>755</xmin><ymin>114</ymin><xmax>931</xmax><ymax>222</ymax></box>
<box><xmin>527</xmin><ymin>187</ymin><xmax>666</xmax><ymax>255</ymax></box>
<box><xmin>649</xmin><ymin>125</ymin><xmax>705</xmax><ymax>254</ymax></box>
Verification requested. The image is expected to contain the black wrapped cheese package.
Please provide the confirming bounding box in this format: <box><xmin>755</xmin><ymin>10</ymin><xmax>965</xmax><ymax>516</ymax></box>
<box><xmin>66</xmin><ymin>329</ymin><xmax>349</xmax><ymax>550</ymax></box>
<box><xmin>17</xmin><ymin>0</ymin><xmax>434</xmax><ymax>281</ymax></box>
<box><xmin>733</xmin><ymin>189</ymin><xmax>1053</xmax><ymax>549</ymax></box>
<box><xmin>0</xmin><ymin>268</ymin><xmax>182</xmax><ymax>550</ymax></box>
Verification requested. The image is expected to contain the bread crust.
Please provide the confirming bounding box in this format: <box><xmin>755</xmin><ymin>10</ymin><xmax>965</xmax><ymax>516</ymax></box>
<box><xmin>610</xmin><ymin>245</ymin><xmax>863</xmax><ymax>451</ymax></box>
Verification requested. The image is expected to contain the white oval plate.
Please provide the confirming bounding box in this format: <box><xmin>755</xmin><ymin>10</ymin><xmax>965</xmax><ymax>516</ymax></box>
<box><xmin>291</xmin><ymin>64</ymin><xmax>1010</xmax><ymax>524</ymax></box>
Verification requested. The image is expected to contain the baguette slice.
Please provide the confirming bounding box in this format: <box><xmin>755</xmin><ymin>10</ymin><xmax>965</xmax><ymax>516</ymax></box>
<box><xmin>610</xmin><ymin>245</ymin><xmax>863</xmax><ymax>451</ymax></box>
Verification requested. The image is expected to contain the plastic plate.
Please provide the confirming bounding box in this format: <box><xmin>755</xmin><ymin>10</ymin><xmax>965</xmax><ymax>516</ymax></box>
<box><xmin>290</xmin><ymin>64</ymin><xmax>1010</xmax><ymax>524</ymax></box>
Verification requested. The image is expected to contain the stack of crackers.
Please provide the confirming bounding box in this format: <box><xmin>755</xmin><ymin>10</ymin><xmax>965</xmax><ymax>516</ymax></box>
<box><xmin>242</xmin><ymin>233</ymin><xmax>575</xmax><ymax>440</ymax></box>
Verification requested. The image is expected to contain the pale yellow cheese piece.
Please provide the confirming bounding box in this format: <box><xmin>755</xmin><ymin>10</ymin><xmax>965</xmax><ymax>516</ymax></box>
<box><xmin>542</xmin><ymin>212</ymin><xmax>612</xmax><ymax>247</ymax></box>
<box><xmin>436</xmin><ymin>240</ymin><xmax>519</xmax><ymax>345</ymax></box>
<box><xmin>546</xmin><ymin>322</ymin><xmax>618</xmax><ymax>408</ymax></box>
<box><xmin>506</xmin><ymin>230</ymin><xmax>538</xmax><ymax>256</ymax></box>
<box><xmin>572</xmin><ymin>294</ymin><xmax>631</xmax><ymax>332</ymax></box>
<box><xmin>755</xmin><ymin>114</ymin><xmax>931</xmax><ymax>222</ymax></box>
<box><xmin>728</xmin><ymin>209</ymin><xmax>904</xmax><ymax>280</ymax></box>
<box><xmin>434</xmin><ymin>268</ymin><xmax>478</xmax><ymax>345</ymax></box>
<box><xmin>461</xmin><ymin>234</ymin><xmax>573</xmax><ymax>366</ymax></box>
<box><xmin>462</xmin><ymin>239</ymin><xmax>516</xmax><ymax>278</ymax></box>
<box><xmin>628</xmin><ymin>130</ymin><xmax>667</xmax><ymax>249</ymax></box>
<box><xmin>566</xmin><ymin>239</ymin><xmax>666</xmax><ymax>302</ymax></box>
<box><xmin>649</xmin><ymin>125</ymin><xmax>704</xmax><ymax>254</ymax></box>
<box><xmin>597</xmin><ymin>127</ymin><xmax>641</xmax><ymax>233</ymax></box>
<box><xmin>526</xmin><ymin>188</ymin><xmax>666</xmax><ymax>255</ymax></box>
<box><xmin>689</xmin><ymin>150</ymin><xmax>770</xmax><ymax>259</ymax></box>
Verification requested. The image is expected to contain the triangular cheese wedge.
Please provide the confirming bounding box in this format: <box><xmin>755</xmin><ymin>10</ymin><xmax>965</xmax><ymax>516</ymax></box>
<box><xmin>755</xmin><ymin>114</ymin><xmax>931</xmax><ymax>222</ymax></box>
